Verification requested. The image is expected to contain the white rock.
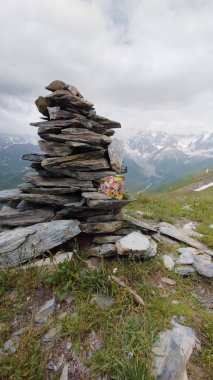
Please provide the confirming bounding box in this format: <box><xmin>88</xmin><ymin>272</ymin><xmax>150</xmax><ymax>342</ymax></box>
<box><xmin>115</xmin><ymin>231</ymin><xmax>157</xmax><ymax>258</ymax></box>
<box><xmin>162</xmin><ymin>255</ymin><xmax>175</xmax><ymax>270</ymax></box>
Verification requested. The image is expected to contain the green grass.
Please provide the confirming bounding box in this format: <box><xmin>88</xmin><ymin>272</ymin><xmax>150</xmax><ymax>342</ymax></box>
<box><xmin>0</xmin><ymin>250</ymin><xmax>213</xmax><ymax>379</ymax></box>
<box><xmin>0</xmin><ymin>183</ymin><xmax>213</xmax><ymax>379</ymax></box>
<box><xmin>127</xmin><ymin>187</ymin><xmax>213</xmax><ymax>229</ymax></box>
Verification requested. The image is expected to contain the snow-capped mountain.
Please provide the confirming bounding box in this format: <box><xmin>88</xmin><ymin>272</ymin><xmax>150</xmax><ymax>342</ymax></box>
<box><xmin>124</xmin><ymin>131</ymin><xmax>213</xmax><ymax>191</ymax></box>
<box><xmin>0</xmin><ymin>134</ymin><xmax>37</xmax><ymax>152</ymax></box>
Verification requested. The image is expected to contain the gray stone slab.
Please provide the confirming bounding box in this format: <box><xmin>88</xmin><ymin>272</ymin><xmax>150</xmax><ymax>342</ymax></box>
<box><xmin>0</xmin><ymin>206</ymin><xmax>54</xmax><ymax>227</ymax></box>
<box><xmin>123</xmin><ymin>215</ymin><xmax>158</xmax><ymax>233</ymax></box>
<box><xmin>86</xmin><ymin>199</ymin><xmax>131</xmax><ymax>210</ymax></box>
<box><xmin>159</xmin><ymin>222</ymin><xmax>205</xmax><ymax>250</ymax></box>
<box><xmin>35</xmin><ymin>298</ymin><xmax>56</xmax><ymax>324</ymax></box>
<box><xmin>18</xmin><ymin>193</ymin><xmax>83</xmax><ymax>207</ymax></box>
<box><xmin>152</xmin><ymin>323</ymin><xmax>197</xmax><ymax>380</ymax></box>
<box><xmin>0</xmin><ymin>220</ymin><xmax>80</xmax><ymax>267</ymax></box>
<box><xmin>108</xmin><ymin>138</ymin><xmax>124</xmax><ymax>173</ymax></box>
<box><xmin>193</xmin><ymin>255</ymin><xmax>213</xmax><ymax>278</ymax></box>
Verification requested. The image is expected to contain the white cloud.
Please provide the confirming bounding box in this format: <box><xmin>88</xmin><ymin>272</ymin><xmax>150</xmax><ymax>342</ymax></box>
<box><xmin>0</xmin><ymin>0</ymin><xmax>213</xmax><ymax>139</ymax></box>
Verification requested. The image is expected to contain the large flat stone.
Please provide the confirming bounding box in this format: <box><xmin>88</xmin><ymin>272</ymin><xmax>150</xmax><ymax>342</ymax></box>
<box><xmin>27</xmin><ymin>174</ymin><xmax>94</xmax><ymax>190</ymax></box>
<box><xmin>123</xmin><ymin>215</ymin><xmax>158</xmax><ymax>233</ymax></box>
<box><xmin>42</xmin><ymin>157</ymin><xmax>110</xmax><ymax>172</ymax></box>
<box><xmin>86</xmin><ymin>199</ymin><xmax>131</xmax><ymax>210</ymax></box>
<box><xmin>18</xmin><ymin>193</ymin><xmax>83</xmax><ymax>207</ymax></box>
<box><xmin>0</xmin><ymin>220</ymin><xmax>80</xmax><ymax>267</ymax></box>
<box><xmin>0</xmin><ymin>206</ymin><xmax>54</xmax><ymax>227</ymax></box>
<box><xmin>159</xmin><ymin>222</ymin><xmax>205</xmax><ymax>250</ymax></box>
<box><xmin>152</xmin><ymin>323</ymin><xmax>197</xmax><ymax>380</ymax></box>
<box><xmin>51</xmin><ymin>170</ymin><xmax>116</xmax><ymax>181</ymax></box>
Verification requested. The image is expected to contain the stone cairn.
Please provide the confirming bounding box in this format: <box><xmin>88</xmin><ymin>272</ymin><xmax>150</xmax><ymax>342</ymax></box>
<box><xmin>0</xmin><ymin>80</ymin><xmax>142</xmax><ymax>265</ymax></box>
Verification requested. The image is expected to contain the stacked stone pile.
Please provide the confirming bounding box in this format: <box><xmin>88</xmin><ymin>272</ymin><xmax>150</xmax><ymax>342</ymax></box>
<box><xmin>0</xmin><ymin>80</ymin><xmax>135</xmax><ymax>263</ymax></box>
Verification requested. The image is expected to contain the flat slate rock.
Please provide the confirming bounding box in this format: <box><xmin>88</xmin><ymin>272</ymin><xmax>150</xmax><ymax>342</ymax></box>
<box><xmin>27</xmin><ymin>174</ymin><xmax>94</xmax><ymax>189</ymax></box>
<box><xmin>80</xmin><ymin>221</ymin><xmax>123</xmax><ymax>234</ymax></box>
<box><xmin>52</xmin><ymin>170</ymin><xmax>116</xmax><ymax>181</ymax></box>
<box><xmin>159</xmin><ymin>222</ymin><xmax>205</xmax><ymax>250</ymax></box>
<box><xmin>0</xmin><ymin>220</ymin><xmax>80</xmax><ymax>267</ymax></box>
<box><xmin>82</xmin><ymin>192</ymin><xmax>111</xmax><ymax>200</ymax></box>
<box><xmin>152</xmin><ymin>323</ymin><xmax>197</xmax><ymax>380</ymax></box>
<box><xmin>123</xmin><ymin>215</ymin><xmax>158</xmax><ymax>233</ymax></box>
<box><xmin>18</xmin><ymin>193</ymin><xmax>83</xmax><ymax>207</ymax></box>
<box><xmin>42</xmin><ymin>157</ymin><xmax>110</xmax><ymax>172</ymax></box>
<box><xmin>0</xmin><ymin>206</ymin><xmax>54</xmax><ymax>227</ymax></box>
<box><xmin>86</xmin><ymin>198</ymin><xmax>131</xmax><ymax>210</ymax></box>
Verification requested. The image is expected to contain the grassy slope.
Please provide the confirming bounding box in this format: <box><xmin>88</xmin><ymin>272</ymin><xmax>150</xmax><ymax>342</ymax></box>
<box><xmin>0</xmin><ymin>177</ymin><xmax>213</xmax><ymax>379</ymax></box>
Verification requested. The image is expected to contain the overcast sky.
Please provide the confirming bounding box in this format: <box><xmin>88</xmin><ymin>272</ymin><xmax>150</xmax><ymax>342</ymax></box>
<box><xmin>0</xmin><ymin>0</ymin><xmax>213</xmax><ymax>139</ymax></box>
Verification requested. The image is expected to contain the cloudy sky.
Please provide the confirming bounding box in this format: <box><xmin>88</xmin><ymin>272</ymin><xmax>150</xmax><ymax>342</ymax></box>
<box><xmin>0</xmin><ymin>0</ymin><xmax>213</xmax><ymax>139</ymax></box>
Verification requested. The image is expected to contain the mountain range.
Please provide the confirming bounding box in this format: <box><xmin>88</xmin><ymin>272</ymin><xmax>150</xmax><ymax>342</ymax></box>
<box><xmin>0</xmin><ymin>131</ymin><xmax>212</xmax><ymax>192</ymax></box>
<box><xmin>124</xmin><ymin>130</ymin><xmax>213</xmax><ymax>191</ymax></box>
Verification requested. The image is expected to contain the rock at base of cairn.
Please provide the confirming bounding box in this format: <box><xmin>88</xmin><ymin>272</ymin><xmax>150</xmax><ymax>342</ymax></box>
<box><xmin>115</xmin><ymin>231</ymin><xmax>157</xmax><ymax>258</ymax></box>
<box><xmin>0</xmin><ymin>220</ymin><xmax>80</xmax><ymax>268</ymax></box>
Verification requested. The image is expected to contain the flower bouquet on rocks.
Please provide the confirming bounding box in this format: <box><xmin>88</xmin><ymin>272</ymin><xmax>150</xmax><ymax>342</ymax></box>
<box><xmin>98</xmin><ymin>175</ymin><xmax>126</xmax><ymax>199</ymax></box>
